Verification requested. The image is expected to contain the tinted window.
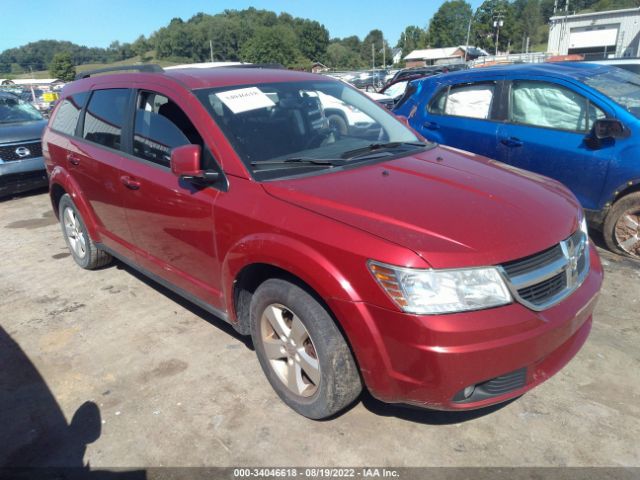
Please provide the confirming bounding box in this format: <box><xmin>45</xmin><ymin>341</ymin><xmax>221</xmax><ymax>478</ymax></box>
<box><xmin>133</xmin><ymin>92</ymin><xmax>204</xmax><ymax>168</ymax></box>
<box><xmin>510</xmin><ymin>81</ymin><xmax>604</xmax><ymax>132</ymax></box>
<box><xmin>51</xmin><ymin>92</ymin><xmax>89</xmax><ymax>136</ymax></box>
<box><xmin>83</xmin><ymin>89</ymin><xmax>129</xmax><ymax>149</ymax></box>
<box><xmin>430</xmin><ymin>83</ymin><xmax>495</xmax><ymax>119</ymax></box>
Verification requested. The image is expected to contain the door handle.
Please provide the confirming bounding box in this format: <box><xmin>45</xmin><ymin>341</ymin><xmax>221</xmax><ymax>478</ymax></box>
<box><xmin>423</xmin><ymin>121</ymin><xmax>439</xmax><ymax>130</ymax></box>
<box><xmin>500</xmin><ymin>137</ymin><xmax>523</xmax><ymax>148</ymax></box>
<box><xmin>120</xmin><ymin>175</ymin><xmax>141</xmax><ymax>190</ymax></box>
<box><xmin>67</xmin><ymin>153</ymin><xmax>80</xmax><ymax>166</ymax></box>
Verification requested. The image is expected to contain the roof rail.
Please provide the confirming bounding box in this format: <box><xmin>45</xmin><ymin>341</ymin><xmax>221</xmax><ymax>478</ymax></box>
<box><xmin>75</xmin><ymin>64</ymin><xmax>164</xmax><ymax>81</ymax></box>
<box><xmin>224</xmin><ymin>63</ymin><xmax>285</xmax><ymax>69</ymax></box>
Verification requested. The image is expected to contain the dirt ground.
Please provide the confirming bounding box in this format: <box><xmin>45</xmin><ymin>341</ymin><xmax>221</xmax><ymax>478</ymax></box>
<box><xmin>1</xmin><ymin>189</ymin><xmax>639</xmax><ymax>469</ymax></box>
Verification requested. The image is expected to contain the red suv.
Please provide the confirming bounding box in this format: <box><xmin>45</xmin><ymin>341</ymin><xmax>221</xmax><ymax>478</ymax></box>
<box><xmin>43</xmin><ymin>65</ymin><xmax>603</xmax><ymax>419</ymax></box>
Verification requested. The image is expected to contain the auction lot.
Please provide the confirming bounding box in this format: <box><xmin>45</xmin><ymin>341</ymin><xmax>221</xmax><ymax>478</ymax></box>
<box><xmin>1</xmin><ymin>189</ymin><xmax>639</xmax><ymax>468</ymax></box>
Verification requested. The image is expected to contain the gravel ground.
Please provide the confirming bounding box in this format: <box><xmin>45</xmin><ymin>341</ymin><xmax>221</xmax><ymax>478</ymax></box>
<box><xmin>1</xmin><ymin>189</ymin><xmax>639</xmax><ymax>469</ymax></box>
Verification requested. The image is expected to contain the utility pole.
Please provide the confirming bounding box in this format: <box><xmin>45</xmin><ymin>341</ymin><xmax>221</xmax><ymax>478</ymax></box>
<box><xmin>209</xmin><ymin>40</ymin><xmax>214</xmax><ymax>63</ymax></box>
<box><xmin>464</xmin><ymin>15</ymin><xmax>472</xmax><ymax>62</ymax></box>
<box><xmin>493</xmin><ymin>14</ymin><xmax>504</xmax><ymax>56</ymax></box>
<box><xmin>372</xmin><ymin>42</ymin><xmax>375</xmax><ymax>70</ymax></box>
<box><xmin>382</xmin><ymin>39</ymin><xmax>386</xmax><ymax>68</ymax></box>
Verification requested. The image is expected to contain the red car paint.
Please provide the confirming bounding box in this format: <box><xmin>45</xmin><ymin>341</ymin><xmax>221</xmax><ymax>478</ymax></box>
<box><xmin>43</xmin><ymin>68</ymin><xmax>603</xmax><ymax>410</ymax></box>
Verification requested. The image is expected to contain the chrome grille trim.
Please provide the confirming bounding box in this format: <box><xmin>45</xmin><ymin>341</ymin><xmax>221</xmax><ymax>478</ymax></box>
<box><xmin>498</xmin><ymin>229</ymin><xmax>590</xmax><ymax>311</ymax></box>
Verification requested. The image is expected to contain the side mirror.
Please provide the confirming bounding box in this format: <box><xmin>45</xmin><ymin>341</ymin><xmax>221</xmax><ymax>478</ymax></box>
<box><xmin>593</xmin><ymin>118</ymin><xmax>629</xmax><ymax>140</ymax></box>
<box><xmin>170</xmin><ymin>144</ymin><xmax>219</xmax><ymax>184</ymax></box>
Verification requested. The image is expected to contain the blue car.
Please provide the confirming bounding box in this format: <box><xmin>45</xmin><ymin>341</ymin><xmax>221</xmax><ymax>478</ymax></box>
<box><xmin>395</xmin><ymin>62</ymin><xmax>640</xmax><ymax>259</ymax></box>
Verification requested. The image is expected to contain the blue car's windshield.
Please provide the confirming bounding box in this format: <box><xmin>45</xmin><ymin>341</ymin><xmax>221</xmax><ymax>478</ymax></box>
<box><xmin>583</xmin><ymin>68</ymin><xmax>640</xmax><ymax>119</ymax></box>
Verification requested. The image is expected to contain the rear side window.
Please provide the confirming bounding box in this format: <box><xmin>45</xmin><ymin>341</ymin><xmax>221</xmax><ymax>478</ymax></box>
<box><xmin>509</xmin><ymin>80</ymin><xmax>604</xmax><ymax>132</ymax></box>
<box><xmin>429</xmin><ymin>83</ymin><xmax>495</xmax><ymax>119</ymax></box>
<box><xmin>51</xmin><ymin>92</ymin><xmax>89</xmax><ymax>136</ymax></box>
<box><xmin>83</xmin><ymin>89</ymin><xmax>130</xmax><ymax>150</ymax></box>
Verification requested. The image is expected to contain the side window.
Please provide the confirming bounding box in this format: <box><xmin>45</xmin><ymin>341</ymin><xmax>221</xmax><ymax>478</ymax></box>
<box><xmin>133</xmin><ymin>91</ymin><xmax>215</xmax><ymax>169</ymax></box>
<box><xmin>83</xmin><ymin>89</ymin><xmax>129</xmax><ymax>150</ymax></box>
<box><xmin>429</xmin><ymin>83</ymin><xmax>495</xmax><ymax>119</ymax></box>
<box><xmin>510</xmin><ymin>81</ymin><xmax>605</xmax><ymax>132</ymax></box>
<box><xmin>429</xmin><ymin>87</ymin><xmax>448</xmax><ymax>115</ymax></box>
<box><xmin>51</xmin><ymin>92</ymin><xmax>89</xmax><ymax>136</ymax></box>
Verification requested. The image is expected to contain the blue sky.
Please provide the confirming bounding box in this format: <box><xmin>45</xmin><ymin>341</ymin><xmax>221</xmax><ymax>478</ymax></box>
<box><xmin>1</xmin><ymin>0</ymin><xmax>485</xmax><ymax>52</ymax></box>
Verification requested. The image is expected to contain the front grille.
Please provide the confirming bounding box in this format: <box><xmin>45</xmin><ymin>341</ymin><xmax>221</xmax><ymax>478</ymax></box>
<box><xmin>0</xmin><ymin>141</ymin><xmax>43</xmax><ymax>161</ymax></box>
<box><xmin>502</xmin><ymin>244</ymin><xmax>564</xmax><ymax>278</ymax></box>
<box><xmin>499</xmin><ymin>228</ymin><xmax>589</xmax><ymax>311</ymax></box>
<box><xmin>517</xmin><ymin>271</ymin><xmax>567</xmax><ymax>304</ymax></box>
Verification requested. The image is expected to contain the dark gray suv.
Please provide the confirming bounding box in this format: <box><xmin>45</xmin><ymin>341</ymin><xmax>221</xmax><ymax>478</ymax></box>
<box><xmin>0</xmin><ymin>91</ymin><xmax>48</xmax><ymax>197</ymax></box>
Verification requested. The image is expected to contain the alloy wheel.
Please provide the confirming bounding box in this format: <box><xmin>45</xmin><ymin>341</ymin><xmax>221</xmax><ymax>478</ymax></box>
<box><xmin>63</xmin><ymin>207</ymin><xmax>87</xmax><ymax>259</ymax></box>
<box><xmin>614</xmin><ymin>209</ymin><xmax>640</xmax><ymax>258</ymax></box>
<box><xmin>260</xmin><ymin>303</ymin><xmax>320</xmax><ymax>397</ymax></box>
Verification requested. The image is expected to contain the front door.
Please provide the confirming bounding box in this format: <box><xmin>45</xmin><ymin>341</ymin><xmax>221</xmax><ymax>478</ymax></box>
<box><xmin>118</xmin><ymin>89</ymin><xmax>226</xmax><ymax>309</ymax></box>
<box><xmin>496</xmin><ymin>79</ymin><xmax>614</xmax><ymax>211</ymax></box>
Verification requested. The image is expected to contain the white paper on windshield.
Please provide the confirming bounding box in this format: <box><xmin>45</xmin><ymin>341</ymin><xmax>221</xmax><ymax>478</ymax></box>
<box><xmin>215</xmin><ymin>87</ymin><xmax>275</xmax><ymax>114</ymax></box>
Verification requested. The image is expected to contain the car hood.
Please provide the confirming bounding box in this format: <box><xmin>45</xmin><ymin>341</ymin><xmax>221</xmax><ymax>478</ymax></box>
<box><xmin>262</xmin><ymin>146</ymin><xmax>581</xmax><ymax>269</ymax></box>
<box><xmin>0</xmin><ymin>120</ymin><xmax>47</xmax><ymax>144</ymax></box>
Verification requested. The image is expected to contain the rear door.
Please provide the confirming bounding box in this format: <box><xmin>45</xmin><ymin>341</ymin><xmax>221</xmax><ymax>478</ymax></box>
<box><xmin>496</xmin><ymin>78</ymin><xmax>614</xmax><ymax>210</ymax></box>
<box><xmin>68</xmin><ymin>87</ymin><xmax>137</xmax><ymax>256</ymax></box>
<box><xmin>416</xmin><ymin>77</ymin><xmax>505</xmax><ymax>160</ymax></box>
<box><xmin>118</xmin><ymin>87</ymin><xmax>226</xmax><ymax>309</ymax></box>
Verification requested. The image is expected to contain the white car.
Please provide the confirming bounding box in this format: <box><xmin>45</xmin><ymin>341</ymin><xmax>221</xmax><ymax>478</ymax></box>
<box><xmin>317</xmin><ymin>91</ymin><xmax>378</xmax><ymax>135</ymax></box>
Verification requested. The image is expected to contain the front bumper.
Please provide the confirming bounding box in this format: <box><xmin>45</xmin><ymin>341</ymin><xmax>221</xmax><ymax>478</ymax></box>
<box><xmin>0</xmin><ymin>156</ymin><xmax>47</xmax><ymax>197</ymax></box>
<box><xmin>331</xmin><ymin>243</ymin><xmax>603</xmax><ymax>410</ymax></box>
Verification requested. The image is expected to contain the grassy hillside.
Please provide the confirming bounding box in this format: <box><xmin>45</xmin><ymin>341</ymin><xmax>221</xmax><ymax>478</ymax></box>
<box><xmin>10</xmin><ymin>54</ymin><xmax>180</xmax><ymax>79</ymax></box>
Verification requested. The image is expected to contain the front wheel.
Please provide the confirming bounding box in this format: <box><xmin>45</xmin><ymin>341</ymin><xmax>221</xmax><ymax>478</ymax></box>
<box><xmin>603</xmin><ymin>192</ymin><xmax>640</xmax><ymax>259</ymax></box>
<box><xmin>250</xmin><ymin>279</ymin><xmax>362</xmax><ymax>419</ymax></box>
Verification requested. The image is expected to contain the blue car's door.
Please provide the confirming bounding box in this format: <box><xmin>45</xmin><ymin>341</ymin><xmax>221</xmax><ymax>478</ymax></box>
<box><xmin>496</xmin><ymin>77</ymin><xmax>615</xmax><ymax>211</ymax></box>
<box><xmin>413</xmin><ymin>78</ymin><xmax>505</xmax><ymax>160</ymax></box>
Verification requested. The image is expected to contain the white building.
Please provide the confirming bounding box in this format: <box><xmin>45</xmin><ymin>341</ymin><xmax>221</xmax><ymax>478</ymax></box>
<box><xmin>548</xmin><ymin>7</ymin><xmax>640</xmax><ymax>59</ymax></box>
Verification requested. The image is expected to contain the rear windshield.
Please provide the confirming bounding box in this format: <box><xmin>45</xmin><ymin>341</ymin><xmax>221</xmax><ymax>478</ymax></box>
<box><xmin>583</xmin><ymin>68</ymin><xmax>640</xmax><ymax>119</ymax></box>
<box><xmin>0</xmin><ymin>95</ymin><xmax>43</xmax><ymax>124</ymax></box>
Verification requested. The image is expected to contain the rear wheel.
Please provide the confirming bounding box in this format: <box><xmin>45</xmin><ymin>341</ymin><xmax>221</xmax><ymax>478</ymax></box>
<box><xmin>604</xmin><ymin>192</ymin><xmax>640</xmax><ymax>259</ymax></box>
<box><xmin>250</xmin><ymin>278</ymin><xmax>362</xmax><ymax>419</ymax></box>
<box><xmin>58</xmin><ymin>194</ymin><xmax>112</xmax><ymax>269</ymax></box>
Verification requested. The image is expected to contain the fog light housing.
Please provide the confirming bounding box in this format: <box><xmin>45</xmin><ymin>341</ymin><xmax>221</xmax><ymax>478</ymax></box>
<box><xmin>463</xmin><ymin>385</ymin><xmax>475</xmax><ymax>399</ymax></box>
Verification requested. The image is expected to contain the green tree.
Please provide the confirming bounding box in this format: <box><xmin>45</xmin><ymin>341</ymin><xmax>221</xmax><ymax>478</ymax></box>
<box><xmin>361</xmin><ymin>29</ymin><xmax>391</xmax><ymax>68</ymax></box>
<box><xmin>472</xmin><ymin>0</ymin><xmax>518</xmax><ymax>53</ymax></box>
<box><xmin>325</xmin><ymin>43</ymin><xmax>365</xmax><ymax>69</ymax></box>
<box><xmin>49</xmin><ymin>52</ymin><xmax>76</xmax><ymax>81</ymax></box>
<box><xmin>429</xmin><ymin>1</ymin><xmax>473</xmax><ymax>47</ymax></box>
<box><xmin>396</xmin><ymin>26</ymin><xmax>428</xmax><ymax>53</ymax></box>
<box><xmin>240</xmin><ymin>25</ymin><xmax>302</xmax><ymax>65</ymax></box>
<box><xmin>513</xmin><ymin>0</ymin><xmax>542</xmax><ymax>50</ymax></box>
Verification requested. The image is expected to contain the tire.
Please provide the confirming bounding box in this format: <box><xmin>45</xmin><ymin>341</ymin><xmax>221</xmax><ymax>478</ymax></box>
<box><xmin>327</xmin><ymin>114</ymin><xmax>348</xmax><ymax>136</ymax></box>
<box><xmin>250</xmin><ymin>278</ymin><xmax>362</xmax><ymax>419</ymax></box>
<box><xmin>58</xmin><ymin>194</ymin><xmax>112</xmax><ymax>269</ymax></box>
<box><xmin>603</xmin><ymin>192</ymin><xmax>640</xmax><ymax>259</ymax></box>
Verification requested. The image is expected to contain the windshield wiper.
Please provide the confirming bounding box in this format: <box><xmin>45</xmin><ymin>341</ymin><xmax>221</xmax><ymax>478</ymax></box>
<box><xmin>341</xmin><ymin>142</ymin><xmax>427</xmax><ymax>160</ymax></box>
<box><xmin>251</xmin><ymin>158</ymin><xmax>347</xmax><ymax>168</ymax></box>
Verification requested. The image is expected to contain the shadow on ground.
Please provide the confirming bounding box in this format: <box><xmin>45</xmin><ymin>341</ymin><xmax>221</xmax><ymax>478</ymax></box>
<box><xmin>0</xmin><ymin>327</ymin><xmax>145</xmax><ymax>478</ymax></box>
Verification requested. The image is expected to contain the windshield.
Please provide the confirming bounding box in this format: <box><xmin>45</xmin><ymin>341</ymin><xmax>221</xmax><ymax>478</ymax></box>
<box><xmin>383</xmin><ymin>81</ymin><xmax>409</xmax><ymax>99</ymax></box>
<box><xmin>583</xmin><ymin>68</ymin><xmax>640</xmax><ymax>119</ymax></box>
<box><xmin>195</xmin><ymin>80</ymin><xmax>426</xmax><ymax>180</ymax></box>
<box><xmin>0</xmin><ymin>95</ymin><xmax>43</xmax><ymax>124</ymax></box>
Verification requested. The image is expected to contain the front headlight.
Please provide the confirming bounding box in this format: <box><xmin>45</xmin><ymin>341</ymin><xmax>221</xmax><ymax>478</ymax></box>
<box><xmin>368</xmin><ymin>261</ymin><xmax>512</xmax><ymax>314</ymax></box>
